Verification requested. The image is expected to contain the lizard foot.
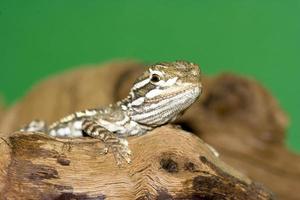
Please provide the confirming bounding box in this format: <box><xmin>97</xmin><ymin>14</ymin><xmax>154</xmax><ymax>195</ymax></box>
<box><xmin>81</xmin><ymin>119</ymin><xmax>132</xmax><ymax>165</ymax></box>
<box><xmin>106</xmin><ymin>138</ymin><xmax>131</xmax><ymax>166</ymax></box>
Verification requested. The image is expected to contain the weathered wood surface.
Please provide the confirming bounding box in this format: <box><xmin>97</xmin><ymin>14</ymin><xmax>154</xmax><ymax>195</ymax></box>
<box><xmin>0</xmin><ymin>126</ymin><xmax>273</xmax><ymax>199</ymax></box>
<box><xmin>115</xmin><ymin>63</ymin><xmax>300</xmax><ymax>200</ymax></box>
<box><xmin>0</xmin><ymin>60</ymin><xmax>298</xmax><ymax>199</ymax></box>
<box><xmin>179</xmin><ymin>74</ymin><xmax>300</xmax><ymax>200</ymax></box>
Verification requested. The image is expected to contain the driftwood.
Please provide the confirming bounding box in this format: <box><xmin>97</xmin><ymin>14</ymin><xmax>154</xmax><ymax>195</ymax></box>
<box><xmin>178</xmin><ymin>74</ymin><xmax>300</xmax><ymax>200</ymax></box>
<box><xmin>0</xmin><ymin>126</ymin><xmax>274</xmax><ymax>199</ymax></box>
<box><xmin>0</xmin><ymin>60</ymin><xmax>297</xmax><ymax>199</ymax></box>
<box><xmin>114</xmin><ymin>63</ymin><xmax>300</xmax><ymax>200</ymax></box>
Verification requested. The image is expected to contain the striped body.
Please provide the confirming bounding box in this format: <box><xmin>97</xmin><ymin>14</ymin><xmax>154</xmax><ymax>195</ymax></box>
<box><xmin>47</xmin><ymin>106</ymin><xmax>149</xmax><ymax>138</ymax></box>
<box><xmin>21</xmin><ymin>61</ymin><xmax>202</xmax><ymax>165</ymax></box>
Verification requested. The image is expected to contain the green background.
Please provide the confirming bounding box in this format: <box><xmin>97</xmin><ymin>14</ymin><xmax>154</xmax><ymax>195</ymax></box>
<box><xmin>0</xmin><ymin>1</ymin><xmax>299</xmax><ymax>152</ymax></box>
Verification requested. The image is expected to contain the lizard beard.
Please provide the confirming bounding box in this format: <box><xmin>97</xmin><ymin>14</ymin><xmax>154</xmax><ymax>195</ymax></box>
<box><xmin>130</xmin><ymin>86</ymin><xmax>200</xmax><ymax>127</ymax></box>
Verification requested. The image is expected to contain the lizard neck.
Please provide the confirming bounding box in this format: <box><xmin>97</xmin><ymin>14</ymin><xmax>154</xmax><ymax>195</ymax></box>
<box><xmin>117</xmin><ymin>92</ymin><xmax>172</xmax><ymax>129</ymax></box>
<box><xmin>116</xmin><ymin>96</ymin><xmax>153</xmax><ymax>136</ymax></box>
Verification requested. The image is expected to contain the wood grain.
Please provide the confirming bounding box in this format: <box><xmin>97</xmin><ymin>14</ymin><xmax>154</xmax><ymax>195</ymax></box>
<box><xmin>0</xmin><ymin>60</ymin><xmax>297</xmax><ymax>199</ymax></box>
<box><xmin>0</xmin><ymin>126</ymin><xmax>273</xmax><ymax>199</ymax></box>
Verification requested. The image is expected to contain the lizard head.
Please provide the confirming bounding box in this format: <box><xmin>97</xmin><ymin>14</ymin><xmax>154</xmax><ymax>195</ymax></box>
<box><xmin>128</xmin><ymin>61</ymin><xmax>202</xmax><ymax>127</ymax></box>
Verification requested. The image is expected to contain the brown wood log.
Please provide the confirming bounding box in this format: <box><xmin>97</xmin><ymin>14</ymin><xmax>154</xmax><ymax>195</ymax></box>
<box><xmin>114</xmin><ymin>63</ymin><xmax>300</xmax><ymax>200</ymax></box>
<box><xmin>0</xmin><ymin>60</ymin><xmax>297</xmax><ymax>199</ymax></box>
<box><xmin>178</xmin><ymin>74</ymin><xmax>300</xmax><ymax>200</ymax></box>
<box><xmin>0</xmin><ymin>126</ymin><xmax>273</xmax><ymax>199</ymax></box>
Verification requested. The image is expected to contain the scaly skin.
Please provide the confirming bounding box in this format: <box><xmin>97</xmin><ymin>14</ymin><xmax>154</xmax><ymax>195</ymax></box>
<box><xmin>21</xmin><ymin>61</ymin><xmax>202</xmax><ymax>165</ymax></box>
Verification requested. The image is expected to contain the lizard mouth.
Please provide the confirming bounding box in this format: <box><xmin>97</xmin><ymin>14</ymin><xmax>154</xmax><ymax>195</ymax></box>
<box><xmin>145</xmin><ymin>84</ymin><xmax>201</xmax><ymax>104</ymax></box>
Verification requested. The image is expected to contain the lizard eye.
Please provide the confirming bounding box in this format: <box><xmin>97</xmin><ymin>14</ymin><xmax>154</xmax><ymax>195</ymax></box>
<box><xmin>150</xmin><ymin>74</ymin><xmax>161</xmax><ymax>83</ymax></box>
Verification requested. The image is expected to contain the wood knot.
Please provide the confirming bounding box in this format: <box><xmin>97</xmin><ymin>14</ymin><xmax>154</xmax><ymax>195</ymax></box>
<box><xmin>56</xmin><ymin>156</ymin><xmax>71</xmax><ymax>166</ymax></box>
<box><xmin>160</xmin><ymin>158</ymin><xmax>178</xmax><ymax>173</ymax></box>
<box><xmin>184</xmin><ymin>161</ymin><xmax>199</xmax><ymax>172</ymax></box>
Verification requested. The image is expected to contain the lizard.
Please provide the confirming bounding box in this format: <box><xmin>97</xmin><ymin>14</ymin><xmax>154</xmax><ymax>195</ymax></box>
<box><xmin>20</xmin><ymin>61</ymin><xmax>202</xmax><ymax>165</ymax></box>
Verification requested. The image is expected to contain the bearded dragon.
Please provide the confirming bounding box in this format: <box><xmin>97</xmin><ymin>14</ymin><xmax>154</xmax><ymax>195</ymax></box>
<box><xmin>21</xmin><ymin>61</ymin><xmax>202</xmax><ymax>165</ymax></box>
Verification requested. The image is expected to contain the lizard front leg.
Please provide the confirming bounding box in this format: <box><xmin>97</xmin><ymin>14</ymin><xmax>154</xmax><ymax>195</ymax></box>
<box><xmin>82</xmin><ymin>118</ymin><xmax>131</xmax><ymax>165</ymax></box>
